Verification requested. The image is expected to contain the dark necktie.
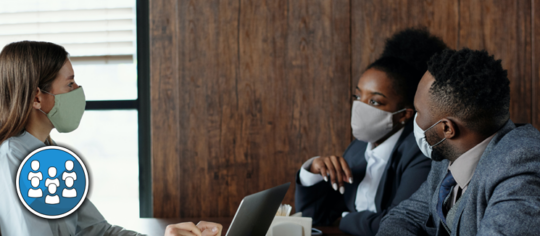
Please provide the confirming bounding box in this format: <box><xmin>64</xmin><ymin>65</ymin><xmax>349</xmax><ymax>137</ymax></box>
<box><xmin>437</xmin><ymin>171</ymin><xmax>456</xmax><ymax>224</ymax></box>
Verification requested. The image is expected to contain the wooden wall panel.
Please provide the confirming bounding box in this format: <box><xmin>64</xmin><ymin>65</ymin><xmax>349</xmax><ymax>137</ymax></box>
<box><xmin>151</xmin><ymin>0</ymin><xmax>351</xmax><ymax>218</ymax></box>
<box><xmin>533</xmin><ymin>0</ymin><xmax>540</xmax><ymax>129</ymax></box>
<box><xmin>150</xmin><ymin>0</ymin><xmax>537</xmax><ymax>218</ymax></box>
<box><xmin>458</xmin><ymin>0</ymin><xmax>533</xmax><ymax>124</ymax></box>
<box><xmin>178</xmin><ymin>0</ymin><xmax>243</xmax><ymax>218</ymax></box>
<box><xmin>274</xmin><ymin>0</ymin><xmax>351</xmax><ymax>211</ymax></box>
<box><xmin>217</xmin><ymin>0</ymin><xmax>244</xmax><ymax>218</ymax></box>
<box><xmin>150</xmin><ymin>0</ymin><xmax>182</xmax><ymax>218</ymax></box>
<box><xmin>351</xmin><ymin>0</ymin><xmax>459</xmax><ymax>94</ymax></box>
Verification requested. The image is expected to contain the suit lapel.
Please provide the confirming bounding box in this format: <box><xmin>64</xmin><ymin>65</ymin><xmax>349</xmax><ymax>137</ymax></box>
<box><xmin>446</xmin><ymin>120</ymin><xmax>516</xmax><ymax>233</ymax></box>
<box><xmin>433</xmin><ymin>161</ymin><xmax>449</xmax><ymax>236</ymax></box>
<box><xmin>374</xmin><ymin>121</ymin><xmax>413</xmax><ymax>211</ymax></box>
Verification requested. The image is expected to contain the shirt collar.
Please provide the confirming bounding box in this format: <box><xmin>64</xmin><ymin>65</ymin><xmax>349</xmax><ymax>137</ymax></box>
<box><xmin>21</xmin><ymin>130</ymin><xmax>47</xmax><ymax>144</ymax></box>
<box><xmin>448</xmin><ymin>133</ymin><xmax>496</xmax><ymax>189</ymax></box>
<box><xmin>365</xmin><ymin>128</ymin><xmax>404</xmax><ymax>162</ymax></box>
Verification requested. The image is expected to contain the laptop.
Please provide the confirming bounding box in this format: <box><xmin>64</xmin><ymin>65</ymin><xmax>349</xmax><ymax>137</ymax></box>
<box><xmin>225</xmin><ymin>182</ymin><xmax>291</xmax><ymax>236</ymax></box>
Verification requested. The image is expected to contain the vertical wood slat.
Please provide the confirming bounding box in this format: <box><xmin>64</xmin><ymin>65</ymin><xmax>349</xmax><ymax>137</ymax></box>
<box><xmin>234</xmin><ymin>0</ymin><xmax>287</xmax><ymax>217</ymax></box>
<box><xmin>277</xmin><ymin>0</ymin><xmax>351</xmax><ymax>210</ymax></box>
<box><xmin>458</xmin><ymin>0</ymin><xmax>533</xmax><ymax>124</ymax></box>
<box><xmin>351</xmin><ymin>0</ymin><xmax>459</xmax><ymax>97</ymax></box>
<box><xmin>533</xmin><ymin>0</ymin><xmax>540</xmax><ymax>129</ymax></box>
<box><xmin>150</xmin><ymin>0</ymin><xmax>351</xmax><ymax>218</ymax></box>
<box><xmin>216</xmin><ymin>0</ymin><xmax>242</xmax><ymax>218</ymax></box>
<box><xmin>175</xmin><ymin>0</ymin><xmax>242</xmax><ymax>218</ymax></box>
<box><xmin>150</xmin><ymin>0</ymin><xmax>181</xmax><ymax>218</ymax></box>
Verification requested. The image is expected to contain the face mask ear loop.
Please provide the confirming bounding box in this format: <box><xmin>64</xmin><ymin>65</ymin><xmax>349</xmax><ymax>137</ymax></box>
<box><xmin>37</xmin><ymin>88</ymin><xmax>54</xmax><ymax>116</ymax></box>
<box><xmin>392</xmin><ymin>108</ymin><xmax>409</xmax><ymax>126</ymax></box>
<box><xmin>37</xmin><ymin>109</ymin><xmax>48</xmax><ymax>116</ymax></box>
<box><xmin>424</xmin><ymin>119</ymin><xmax>444</xmax><ymax>132</ymax></box>
<box><xmin>41</xmin><ymin>90</ymin><xmax>55</xmax><ymax>96</ymax></box>
<box><xmin>392</xmin><ymin>108</ymin><xmax>408</xmax><ymax>115</ymax></box>
<box><xmin>430</xmin><ymin>137</ymin><xmax>446</xmax><ymax>147</ymax></box>
<box><xmin>424</xmin><ymin>119</ymin><xmax>446</xmax><ymax>147</ymax></box>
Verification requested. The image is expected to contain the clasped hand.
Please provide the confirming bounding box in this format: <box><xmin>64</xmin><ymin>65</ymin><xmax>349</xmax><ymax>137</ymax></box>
<box><xmin>164</xmin><ymin>221</ymin><xmax>223</xmax><ymax>236</ymax></box>
<box><xmin>310</xmin><ymin>155</ymin><xmax>353</xmax><ymax>194</ymax></box>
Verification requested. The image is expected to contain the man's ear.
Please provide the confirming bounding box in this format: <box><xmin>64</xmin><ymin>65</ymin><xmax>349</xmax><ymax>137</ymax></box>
<box><xmin>441</xmin><ymin>118</ymin><xmax>458</xmax><ymax>139</ymax></box>
<box><xmin>33</xmin><ymin>88</ymin><xmax>43</xmax><ymax>110</ymax></box>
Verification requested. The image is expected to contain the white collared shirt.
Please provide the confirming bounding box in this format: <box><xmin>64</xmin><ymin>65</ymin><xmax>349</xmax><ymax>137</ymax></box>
<box><xmin>299</xmin><ymin>128</ymin><xmax>404</xmax><ymax>215</ymax></box>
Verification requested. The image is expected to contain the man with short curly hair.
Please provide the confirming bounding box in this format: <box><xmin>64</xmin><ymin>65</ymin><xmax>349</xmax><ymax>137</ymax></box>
<box><xmin>377</xmin><ymin>48</ymin><xmax>540</xmax><ymax>236</ymax></box>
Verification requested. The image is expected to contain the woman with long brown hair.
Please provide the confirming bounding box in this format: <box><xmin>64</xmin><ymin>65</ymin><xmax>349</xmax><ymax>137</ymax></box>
<box><xmin>0</xmin><ymin>41</ymin><xmax>221</xmax><ymax>236</ymax></box>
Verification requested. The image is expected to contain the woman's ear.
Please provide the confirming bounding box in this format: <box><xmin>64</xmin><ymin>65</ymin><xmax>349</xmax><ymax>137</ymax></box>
<box><xmin>33</xmin><ymin>88</ymin><xmax>43</xmax><ymax>110</ymax></box>
<box><xmin>399</xmin><ymin>108</ymin><xmax>416</xmax><ymax>124</ymax></box>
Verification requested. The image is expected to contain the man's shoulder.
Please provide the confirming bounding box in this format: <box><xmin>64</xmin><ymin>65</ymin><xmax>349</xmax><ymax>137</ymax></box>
<box><xmin>501</xmin><ymin>123</ymin><xmax>540</xmax><ymax>145</ymax></box>
<box><xmin>491</xmin><ymin>124</ymin><xmax>540</xmax><ymax>160</ymax></box>
<box><xmin>477</xmin><ymin>123</ymin><xmax>540</xmax><ymax>182</ymax></box>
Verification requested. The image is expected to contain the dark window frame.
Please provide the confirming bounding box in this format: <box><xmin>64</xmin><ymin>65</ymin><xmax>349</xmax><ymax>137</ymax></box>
<box><xmin>136</xmin><ymin>0</ymin><xmax>152</xmax><ymax>218</ymax></box>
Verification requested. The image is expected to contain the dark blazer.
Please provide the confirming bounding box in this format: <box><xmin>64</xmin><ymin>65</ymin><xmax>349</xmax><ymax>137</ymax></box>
<box><xmin>377</xmin><ymin>120</ymin><xmax>540</xmax><ymax>236</ymax></box>
<box><xmin>295</xmin><ymin>121</ymin><xmax>432</xmax><ymax>236</ymax></box>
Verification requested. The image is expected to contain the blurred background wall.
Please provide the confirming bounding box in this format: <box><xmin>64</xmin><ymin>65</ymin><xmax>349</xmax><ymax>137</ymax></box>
<box><xmin>150</xmin><ymin>0</ymin><xmax>540</xmax><ymax>217</ymax></box>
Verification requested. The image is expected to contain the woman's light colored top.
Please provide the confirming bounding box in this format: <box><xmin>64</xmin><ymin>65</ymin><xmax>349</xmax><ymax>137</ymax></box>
<box><xmin>0</xmin><ymin>131</ymin><xmax>143</xmax><ymax>236</ymax></box>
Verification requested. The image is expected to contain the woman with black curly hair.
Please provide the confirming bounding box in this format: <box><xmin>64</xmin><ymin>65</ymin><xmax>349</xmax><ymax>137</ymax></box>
<box><xmin>294</xmin><ymin>28</ymin><xmax>447</xmax><ymax>236</ymax></box>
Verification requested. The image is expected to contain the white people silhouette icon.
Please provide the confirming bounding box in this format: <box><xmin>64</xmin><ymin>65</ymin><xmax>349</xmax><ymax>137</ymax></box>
<box><xmin>62</xmin><ymin>160</ymin><xmax>77</xmax><ymax>198</ymax></box>
<box><xmin>27</xmin><ymin>160</ymin><xmax>43</xmax><ymax>198</ymax></box>
<box><xmin>16</xmin><ymin>146</ymin><xmax>90</xmax><ymax>220</ymax></box>
<box><xmin>45</xmin><ymin>167</ymin><xmax>60</xmax><ymax>204</ymax></box>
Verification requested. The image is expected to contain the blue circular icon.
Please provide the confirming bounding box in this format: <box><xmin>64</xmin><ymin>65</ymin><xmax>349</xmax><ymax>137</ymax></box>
<box><xmin>16</xmin><ymin>146</ymin><xmax>89</xmax><ymax>219</ymax></box>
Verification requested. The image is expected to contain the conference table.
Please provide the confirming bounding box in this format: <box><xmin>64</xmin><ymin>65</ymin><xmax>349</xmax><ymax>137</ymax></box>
<box><xmin>116</xmin><ymin>217</ymin><xmax>351</xmax><ymax>236</ymax></box>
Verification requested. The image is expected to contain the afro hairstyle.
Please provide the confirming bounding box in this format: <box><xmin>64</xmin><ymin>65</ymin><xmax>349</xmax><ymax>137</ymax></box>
<box><xmin>427</xmin><ymin>48</ymin><xmax>510</xmax><ymax>135</ymax></box>
<box><xmin>367</xmin><ymin>27</ymin><xmax>448</xmax><ymax>108</ymax></box>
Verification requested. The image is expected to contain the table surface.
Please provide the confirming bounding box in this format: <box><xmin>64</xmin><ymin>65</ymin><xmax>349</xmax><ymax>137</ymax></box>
<box><xmin>115</xmin><ymin>217</ymin><xmax>351</xmax><ymax>236</ymax></box>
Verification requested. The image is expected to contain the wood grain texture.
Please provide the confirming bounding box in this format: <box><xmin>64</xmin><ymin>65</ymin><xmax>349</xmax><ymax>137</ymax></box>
<box><xmin>150</xmin><ymin>0</ymin><xmax>182</xmax><ymax>218</ymax></box>
<box><xmin>458</xmin><ymin>0</ymin><xmax>533</xmax><ymax>124</ymax></box>
<box><xmin>274</xmin><ymin>0</ymin><xmax>351</xmax><ymax>212</ymax></box>
<box><xmin>533</xmin><ymin>0</ymin><xmax>540</xmax><ymax>129</ymax></box>
<box><xmin>150</xmin><ymin>0</ymin><xmax>538</xmax><ymax>218</ymax></box>
<box><xmin>151</xmin><ymin>0</ymin><xmax>351</xmax><ymax>218</ymax></box>
<box><xmin>351</xmin><ymin>0</ymin><xmax>459</xmax><ymax>95</ymax></box>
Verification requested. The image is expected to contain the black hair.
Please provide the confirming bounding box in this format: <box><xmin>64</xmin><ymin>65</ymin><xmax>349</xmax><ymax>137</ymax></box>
<box><xmin>367</xmin><ymin>28</ymin><xmax>447</xmax><ymax>108</ymax></box>
<box><xmin>427</xmin><ymin>48</ymin><xmax>510</xmax><ymax>135</ymax></box>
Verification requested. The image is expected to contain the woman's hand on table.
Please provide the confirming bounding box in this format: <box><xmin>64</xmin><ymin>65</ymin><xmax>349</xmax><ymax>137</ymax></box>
<box><xmin>164</xmin><ymin>221</ymin><xmax>223</xmax><ymax>236</ymax></box>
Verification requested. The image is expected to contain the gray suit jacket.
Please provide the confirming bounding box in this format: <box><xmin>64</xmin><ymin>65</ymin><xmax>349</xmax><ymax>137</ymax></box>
<box><xmin>377</xmin><ymin>120</ymin><xmax>540</xmax><ymax>236</ymax></box>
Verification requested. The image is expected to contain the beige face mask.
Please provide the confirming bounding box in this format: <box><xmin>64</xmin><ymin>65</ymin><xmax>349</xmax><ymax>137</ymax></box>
<box><xmin>351</xmin><ymin>100</ymin><xmax>406</xmax><ymax>143</ymax></box>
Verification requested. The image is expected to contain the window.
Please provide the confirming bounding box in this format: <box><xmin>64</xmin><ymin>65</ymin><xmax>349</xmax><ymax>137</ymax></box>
<box><xmin>0</xmin><ymin>0</ymin><xmax>151</xmax><ymax>222</ymax></box>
